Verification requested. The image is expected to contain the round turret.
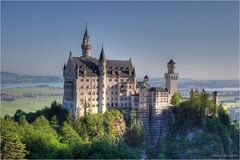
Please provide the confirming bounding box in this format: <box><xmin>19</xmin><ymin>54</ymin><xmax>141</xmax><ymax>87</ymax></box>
<box><xmin>167</xmin><ymin>59</ymin><xmax>176</xmax><ymax>73</ymax></box>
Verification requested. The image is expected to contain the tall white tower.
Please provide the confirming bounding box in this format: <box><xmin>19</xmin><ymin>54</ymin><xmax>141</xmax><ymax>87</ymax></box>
<box><xmin>164</xmin><ymin>59</ymin><xmax>179</xmax><ymax>97</ymax></box>
<box><xmin>98</xmin><ymin>46</ymin><xmax>107</xmax><ymax>114</ymax></box>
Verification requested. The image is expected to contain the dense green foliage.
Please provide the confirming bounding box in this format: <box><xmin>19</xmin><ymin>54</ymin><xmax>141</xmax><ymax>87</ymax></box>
<box><xmin>171</xmin><ymin>92</ymin><xmax>181</xmax><ymax>106</ymax></box>
<box><xmin>1</xmin><ymin>101</ymin><xmax>141</xmax><ymax>159</ymax></box>
<box><xmin>1</xmin><ymin>116</ymin><xmax>28</xmax><ymax>159</ymax></box>
<box><xmin>157</xmin><ymin>94</ymin><xmax>239</xmax><ymax>159</ymax></box>
<box><xmin>125</xmin><ymin>109</ymin><xmax>144</xmax><ymax>148</ymax></box>
<box><xmin>2</xmin><ymin>94</ymin><xmax>238</xmax><ymax>159</ymax></box>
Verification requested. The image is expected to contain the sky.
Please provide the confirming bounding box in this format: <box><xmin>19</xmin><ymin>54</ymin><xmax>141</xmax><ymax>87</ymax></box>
<box><xmin>1</xmin><ymin>1</ymin><xmax>239</xmax><ymax>80</ymax></box>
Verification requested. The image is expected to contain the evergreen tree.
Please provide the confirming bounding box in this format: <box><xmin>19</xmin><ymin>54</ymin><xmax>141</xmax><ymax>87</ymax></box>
<box><xmin>1</xmin><ymin>118</ymin><xmax>28</xmax><ymax>159</ymax></box>
<box><xmin>50</xmin><ymin>115</ymin><xmax>59</xmax><ymax>130</ymax></box>
<box><xmin>218</xmin><ymin>105</ymin><xmax>230</xmax><ymax>128</ymax></box>
<box><xmin>60</xmin><ymin>121</ymin><xmax>82</xmax><ymax>146</ymax></box>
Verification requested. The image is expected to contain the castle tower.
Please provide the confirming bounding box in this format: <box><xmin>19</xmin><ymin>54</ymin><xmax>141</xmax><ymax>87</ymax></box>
<box><xmin>81</xmin><ymin>26</ymin><xmax>92</xmax><ymax>57</ymax></box>
<box><xmin>98</xmin><ymin>46</ymin><xmax>107</xmax><ymax>114</ymax></box>
<box><xmin>164</xmin><ymin>59</ymin><xmax>179</xmax><ymax>97</ymax></box>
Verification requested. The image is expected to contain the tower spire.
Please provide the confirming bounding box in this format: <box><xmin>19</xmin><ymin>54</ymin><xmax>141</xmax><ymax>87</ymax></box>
<box><xmin>83</xmin><ymin>25</ymin><xmax>88</xmax><ymax>40</ymax></box>
<box><xmin>81</xmin><ymin>25</ymin><xmax>91</xmax><ymax>57</ymax></box>
<box><xmin>99</xmin><ymin>44</ymin><xmax>106</xmax><ymax>61</ymax></box>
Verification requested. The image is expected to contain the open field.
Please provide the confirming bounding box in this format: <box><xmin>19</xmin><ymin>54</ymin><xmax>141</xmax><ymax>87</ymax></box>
<box><xmin>1</xmin><ymin>85</ymin><xmax>63</xmax><ymax>116</ymax></box>
<box><xmin>1</xmin><ymin>96</ymin><xmax>62</xmax><ymax>116</ymax></box>
<box><xmin>1</xmin><ymin>85</ymin><xmax>63</xmax><ymax>96</ymax></box>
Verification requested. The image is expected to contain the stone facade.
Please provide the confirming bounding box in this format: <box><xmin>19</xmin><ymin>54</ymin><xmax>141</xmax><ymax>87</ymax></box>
<box><xmin>62</xmin><ymin>27</ymin><xmax>179</xmax><ymax>120</ymax></box>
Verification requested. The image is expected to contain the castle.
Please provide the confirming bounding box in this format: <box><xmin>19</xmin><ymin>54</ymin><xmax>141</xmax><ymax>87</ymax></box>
<box><xmin>62</xmin><ymin>27</ymin><xmax>179</xmax><ymax>119</ymax></box>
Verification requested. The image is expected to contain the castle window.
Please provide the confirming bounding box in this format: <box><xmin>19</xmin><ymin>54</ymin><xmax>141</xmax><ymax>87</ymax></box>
<box><xmin>81</xmin><ymin>92</ymin><xmax>84</xmax><ymax>95</ymax></box>
<box><xmin>115</xmin><ymin>91</ymin><xmax>118</xmax><ymax>95</ymax></box>
<box><xmin>121</xmin><ymin>79</ymin><xmax>124</xmax><ymax>82</ymax></box>
<box><xmin>86</xmin><ymin>86</ymin><xmax>89</xmax><ymax>89</ymax></box>
<box><xmin>81</xmin><ymin>86</ymin><xmax>84</xmax><ymax>89</ymax></box>
<box><xmin>115</xmin><ymin>67</ymin><xmax>118</xmax><ymax>69</ymax></box>
<box><xmin>93</xmin><ymin>104</ymin><xmax>95</xmax><ymax>107</ymax></box>
<box><xmin>81</xmin><ymin>79</ymin><xmax>84</xmax><ymax>82</ymax></box>
<box><xmin>86</xmin><ymin>79</ymin><xmax>89</xmax><ymax>82</ymax></box>
<box><xmin>93</xmin><ymin>91</ymin><xmax>95</xmax><ymax>95</ymax></box>
<box><xmin>121</xmin><ymin>97</ymin><xmax>123</xmax><ymax>101</ymax></box>
<box><xmin>129</xmin><ymin>97</ymin><xmax>131</xmax><ymax>100</ymax></box>
<box><xmin>80</xmin><ymin>99</ymin><xmax>83</xmax><ymax>102</ymax></box>
<box><xmin>125</xmin><ymin>103</ymin><xmax>127</xmax><ymax>106</ymax></box>
<box><xmin>88</xmin><ymin>98</ymin><xmax>91</xmax><ymax>101</ymax></box>
<box><xmin>93</xmin><ymin>79</ymin><xmax>95</xmax><ymax>82</ymax></box>
<box><xmin>109</xmin><ymin>79</ymin><xmax>112</xmax><ymax>82</ymax></box>
<box><xmin>121</xmin><ymin>103</ymin><xmax>123</xmax><ymax>107</ymax></box>
<box><xmin>88</xmin><ymin>92</ymin><xmax>91</xmax><ymax>95</ymax></box>
<box><xmin>129</xmin><ymin>103</ymin><xmax>131</xmax><ymax>106</ymax></box>
<box><xmin>125</xmin><ymin>97</ymin><xmax>127</xmax><ymax>101</ymax></box>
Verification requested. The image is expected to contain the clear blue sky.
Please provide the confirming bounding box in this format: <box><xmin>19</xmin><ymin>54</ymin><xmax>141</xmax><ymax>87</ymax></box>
<box><xmin>1</xmin><ymin>1</ymin><xmax>239</xmax><ymax>79</ymax></box>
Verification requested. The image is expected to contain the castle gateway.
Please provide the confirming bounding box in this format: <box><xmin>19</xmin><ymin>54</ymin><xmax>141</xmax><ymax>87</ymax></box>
<box><xmin>62</xmin><ymin>27</ymin><xmax>179</xmax><ymax>119</ymax></box>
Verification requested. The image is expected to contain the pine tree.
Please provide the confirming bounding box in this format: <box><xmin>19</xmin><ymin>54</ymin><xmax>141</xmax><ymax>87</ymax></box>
<box><xmin>50</xmin><ymin>115</ymin><xmax>59</xmax><ymax>130</ymax></box>
<box><xmin>1</xmin><ymin>118</ymin><xmax>28</xmax><ymax>159</ymax></box>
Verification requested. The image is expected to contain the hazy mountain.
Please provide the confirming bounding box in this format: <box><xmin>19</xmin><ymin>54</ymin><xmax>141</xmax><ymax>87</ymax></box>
<box><xmin>148</xmin><ymin>77</ymin><xmax>239</xmax><ymax>89</ymax></box>
<box><xmin>1</xmin><ymin>72</ymin><xmax>63</xmax><ymax>83</ymax></box>
<box><xmin>1</xmin><ymin>71</ymin><xmax>238</xmax><ymax>89</ymax></box>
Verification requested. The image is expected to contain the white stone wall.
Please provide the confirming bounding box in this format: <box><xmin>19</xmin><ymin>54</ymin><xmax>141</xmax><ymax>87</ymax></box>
<box><xmin>164</xmin><ymin>73</ymin><xmax>179</xmax><ymax>96</ymax></box>
<box><xmin>76</xmin><ymin>76</ymin><xmax>99</xmax><ymax>116</ymax></box>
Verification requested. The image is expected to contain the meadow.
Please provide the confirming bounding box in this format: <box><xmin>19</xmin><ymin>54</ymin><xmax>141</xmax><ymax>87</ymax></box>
<box><xmin>1</xmin><ymin>85</ymin><xmax>63</xmax><ymax>116</ymax></box>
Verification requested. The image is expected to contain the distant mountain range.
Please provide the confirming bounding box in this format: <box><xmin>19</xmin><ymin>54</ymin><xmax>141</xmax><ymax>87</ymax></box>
<box><xmin>1</xmin><ymin>72</ymin><xmax>239</xmax><ymax>90</ymax></box>
<box><xmin>1</xmin><ymin>72</ymin><xmax>63</xmax><ymax>83</ymax></box>
<box><xmin>149</xmin><ymin>77</ymin><xmax>239</xmax><ymax>89</ymax></box>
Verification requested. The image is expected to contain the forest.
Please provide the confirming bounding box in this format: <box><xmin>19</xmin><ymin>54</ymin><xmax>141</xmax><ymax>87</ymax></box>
<box><xmin>153</xmin><ymin>93</ymin><xmax>240</xmax><ymax>159</ymax></box>
<box><xmin>1</xmin><ymin>93</ymin><xmax>239</xmax><ymax>159</ymax></box>
<box><xmin>1</xmin><ymin>101</ymin><xmax>144</xmax><ymax>159</ymax></box>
